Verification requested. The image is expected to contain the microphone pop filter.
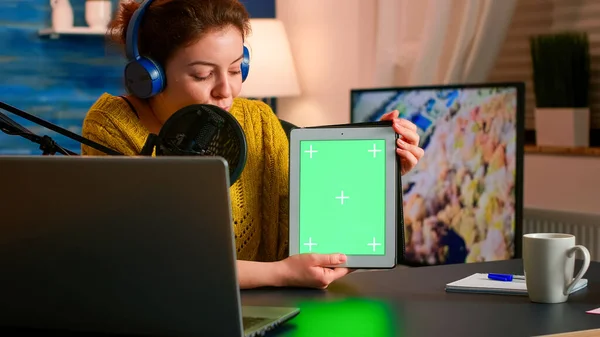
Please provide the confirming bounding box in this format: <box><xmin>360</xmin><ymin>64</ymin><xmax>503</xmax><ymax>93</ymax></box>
<box><xmin>152</xmin><ymin>104</ymin><xmax>247</xmax><ymax>185</ymax></box>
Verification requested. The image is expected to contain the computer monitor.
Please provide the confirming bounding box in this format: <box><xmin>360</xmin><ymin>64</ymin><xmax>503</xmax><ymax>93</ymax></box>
<box><xmin>350</xmin><ymin>83</ymin><xmax>524</xmax><ymax>266</ymax></box>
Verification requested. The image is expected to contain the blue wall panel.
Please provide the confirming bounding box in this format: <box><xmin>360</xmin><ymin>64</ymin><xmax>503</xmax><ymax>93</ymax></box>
<box><xmin>242</xmin><ymin>0</ymin><xmax>276</xmax><ymax>18</ymax></box>
<box><xmin>0</xmin><ymin>0</ymin><xmax>276</xmax><ymax>155</ymax></box>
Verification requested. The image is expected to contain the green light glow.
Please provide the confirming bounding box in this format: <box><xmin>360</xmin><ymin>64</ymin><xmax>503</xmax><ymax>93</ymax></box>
<box><xmin>282</xmin><ymin>298</ymin><xmax>400</xmax><ymax>337</ymax></box>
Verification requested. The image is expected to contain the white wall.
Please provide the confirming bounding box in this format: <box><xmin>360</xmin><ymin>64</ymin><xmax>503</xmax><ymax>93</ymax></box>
<box><xmin>275</xmin><ymin>0</ymin><xmax>432</xmax><ymax>127</ymax></box>
<box><xmin>275</xmin><ymin>0</ymin><xmax>377</xmax><ymax>127</ymax></box>
<box><xmin>524</xmin><ymin>155</ymin><xmax>600</xmax><ymax>215</ymax></box>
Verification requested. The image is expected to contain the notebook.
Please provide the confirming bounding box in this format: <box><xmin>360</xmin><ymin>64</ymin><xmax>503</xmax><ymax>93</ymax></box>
<box><xmin>445</xmin><ymin>273</ymin><xmax>588</xmax><ymax>296</ymax></box>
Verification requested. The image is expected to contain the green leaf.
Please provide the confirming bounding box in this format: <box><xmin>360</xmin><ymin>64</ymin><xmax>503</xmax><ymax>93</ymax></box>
<box><xmin>529</xmin><ymin>31</ymin><xmax>591</xmax><ymax>108</ymax></box>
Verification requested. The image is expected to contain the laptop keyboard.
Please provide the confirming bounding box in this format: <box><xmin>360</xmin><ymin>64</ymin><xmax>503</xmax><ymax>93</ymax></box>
<box><xmin>243</xmin><ymin>316</ymin><xmax>269</xmax><ymax>329</ymax></box>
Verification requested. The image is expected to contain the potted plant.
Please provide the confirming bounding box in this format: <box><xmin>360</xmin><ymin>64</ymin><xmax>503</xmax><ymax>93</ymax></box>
<box><xmin>530</xmin><ymin>31</ymin><xmax>591</xmax><ymax>147</ymax></box>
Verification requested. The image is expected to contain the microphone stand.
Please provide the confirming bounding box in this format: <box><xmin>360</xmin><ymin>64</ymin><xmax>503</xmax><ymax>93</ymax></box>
<box><xmin>0</xmin><ymin>101</ymin><xmax>122</xmax><ymax>156</ymax></box>
<box><xmin>0</xmin><ymin>111</ymin><xmax>76</xmax><ymax>156</ymax></box>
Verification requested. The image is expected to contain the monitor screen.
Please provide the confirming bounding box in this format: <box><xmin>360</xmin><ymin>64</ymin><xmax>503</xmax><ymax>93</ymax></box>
<box><xmin>350</xmin><ymin>83</ymin><xmax>524</xmax><ymax>266</ymax></box>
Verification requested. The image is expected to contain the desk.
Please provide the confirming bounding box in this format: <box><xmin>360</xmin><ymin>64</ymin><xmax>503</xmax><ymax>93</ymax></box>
<box><xmin>241</xmin><ymin>259</ymin><xmax>600</xmax><ymax>337</ymax></box>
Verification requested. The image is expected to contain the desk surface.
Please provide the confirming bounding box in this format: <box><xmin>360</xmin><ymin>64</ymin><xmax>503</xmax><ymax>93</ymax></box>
<box><xmin>241</xmin><ymin>259</ymin><xmax>600</xmax><ymax>337</ymax></box>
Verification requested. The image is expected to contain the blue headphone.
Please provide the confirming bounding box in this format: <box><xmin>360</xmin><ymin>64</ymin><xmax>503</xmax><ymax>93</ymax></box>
<box><xmin>124</xmin><ymin>0</ymin><xmax>250</xmax><ymax>99</ymax></box>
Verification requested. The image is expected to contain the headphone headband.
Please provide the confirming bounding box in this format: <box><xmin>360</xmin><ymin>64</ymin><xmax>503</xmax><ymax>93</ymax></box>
<box><xmin>125</xmin><ymin>0</ymin><xmax>154</xmax><ymax>61</ymax></box>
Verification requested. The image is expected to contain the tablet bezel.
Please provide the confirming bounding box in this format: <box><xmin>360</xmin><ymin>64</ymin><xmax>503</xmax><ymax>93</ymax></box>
<box><xmin>288</xmin><ymin>125</ymin><xmax>398</xmax><ymax>269</ymax></box>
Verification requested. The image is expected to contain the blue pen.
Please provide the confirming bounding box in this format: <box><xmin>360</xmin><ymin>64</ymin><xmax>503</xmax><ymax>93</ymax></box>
<box><xmin>488</xmin><ymin>273</ymin><xmax>525</xmax><ymax>282</ymax></box>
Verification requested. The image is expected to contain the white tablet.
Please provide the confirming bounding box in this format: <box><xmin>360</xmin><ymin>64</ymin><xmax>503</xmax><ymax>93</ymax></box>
<box><xmin>288</xmin><ymin>123</ymin><xmax>402</xmax><ymax>269</ymax></box>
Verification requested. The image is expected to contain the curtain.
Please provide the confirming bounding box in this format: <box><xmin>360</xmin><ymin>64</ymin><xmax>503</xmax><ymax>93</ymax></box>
<box><xmin>373</xmin><ymin>0</ymin><xmax>518</xmax><ymax>87</ymax></box>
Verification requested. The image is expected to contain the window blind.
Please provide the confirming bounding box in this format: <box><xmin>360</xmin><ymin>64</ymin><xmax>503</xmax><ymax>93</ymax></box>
<box><xmin>488</xmin><ymin>0</ymin><xmax>600</xmax><ymax>130</ymax></box>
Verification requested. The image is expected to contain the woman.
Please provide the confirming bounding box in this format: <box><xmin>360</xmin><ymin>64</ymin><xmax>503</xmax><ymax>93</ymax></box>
<box><xmin>81</xmin><ymin>0</ymin><xmax>424</xmax><ymax>289</ymax></box>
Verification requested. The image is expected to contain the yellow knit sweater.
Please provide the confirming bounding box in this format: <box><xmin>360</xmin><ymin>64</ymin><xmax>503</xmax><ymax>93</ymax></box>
<box><xmin>81</xmin><ymin>93</ymin><xmax>290</xmax><ymax>262</ymax></box>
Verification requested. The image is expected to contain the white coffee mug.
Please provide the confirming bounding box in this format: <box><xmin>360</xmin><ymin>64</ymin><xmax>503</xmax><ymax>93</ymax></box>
<box><xmin>523</xmin><ymin>233</ymin><xmax>590</xmax><ymax>304</ymax></box>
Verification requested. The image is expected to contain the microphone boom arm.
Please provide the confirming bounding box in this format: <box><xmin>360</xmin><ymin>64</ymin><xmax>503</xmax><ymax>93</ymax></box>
<box><xmin>0</xmin><ymin>101</ymin><xmax>122</xmax><ymax>156</ymax></box>
<box><xmin>0</xmin><ymin>111</ymin><xmax>76</xmax><ymax>156</ymax></box>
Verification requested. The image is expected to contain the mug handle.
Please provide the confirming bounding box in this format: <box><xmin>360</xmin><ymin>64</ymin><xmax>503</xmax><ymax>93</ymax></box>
<box><xmin>564</xmin><ymin>245</ymin><xmax>591</xmax><ymax>295</ymax></box>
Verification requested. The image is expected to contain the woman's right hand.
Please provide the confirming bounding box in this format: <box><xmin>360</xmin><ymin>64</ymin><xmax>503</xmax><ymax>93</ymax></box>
<box><xmin>276</xmin><ymin>253</ymin><xmax>353</xmax><ymax>289</ymax></box>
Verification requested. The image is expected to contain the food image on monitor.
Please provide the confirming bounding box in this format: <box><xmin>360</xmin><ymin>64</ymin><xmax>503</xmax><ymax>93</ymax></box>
<box><xmin>351</xmin><ymin>85</ymin><xmax>520</xmax><ymax>265</ymax></box>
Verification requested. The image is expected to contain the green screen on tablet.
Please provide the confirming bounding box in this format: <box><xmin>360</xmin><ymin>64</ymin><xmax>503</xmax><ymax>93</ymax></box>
<box><xmin>298</xmin><ymin>139</ymin><xmax>386</xmax><ymax>255</ymax></box>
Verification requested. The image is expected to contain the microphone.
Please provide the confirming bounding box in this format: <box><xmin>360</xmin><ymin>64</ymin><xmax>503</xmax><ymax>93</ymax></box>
<box><xmin>140</xmin><ymin>104</ymin><xmax>248</xmax><ymax>185</ymax></box>
<box><xmin>0</xmin><ymin>101</ymin><xmax>247</xmax><ymax>185</ymax></box>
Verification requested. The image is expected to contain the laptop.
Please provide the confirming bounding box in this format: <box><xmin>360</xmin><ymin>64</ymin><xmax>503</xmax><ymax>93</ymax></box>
<box><xmin>0</xmin><ymin>156</ymin><xmax>299</xmax><ymax>337</ymax></box>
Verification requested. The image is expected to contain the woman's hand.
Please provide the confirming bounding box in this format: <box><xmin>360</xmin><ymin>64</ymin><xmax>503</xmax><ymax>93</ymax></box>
<box><xmin>380</xmin><ymin>110</ymin><xmax>425</xmax><ymax>175</ymax></box>
<box><xmin>276</xmin><ymin>253</ymin><xmax>352</xmax><ymax>289</ymax></box>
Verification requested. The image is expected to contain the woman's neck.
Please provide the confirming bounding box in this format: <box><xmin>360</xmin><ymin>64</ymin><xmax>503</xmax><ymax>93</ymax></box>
<box><xmin>125</xmin><ymin>95</ymin><xmax>163</xmax><ymax>135</ymax></box>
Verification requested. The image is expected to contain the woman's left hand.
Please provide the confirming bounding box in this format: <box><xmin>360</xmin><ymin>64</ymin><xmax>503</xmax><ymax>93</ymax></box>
<box><xmin>380</xmin><ymin>110</ymin><xmax>424</xmax><ymax>175</ymax></box>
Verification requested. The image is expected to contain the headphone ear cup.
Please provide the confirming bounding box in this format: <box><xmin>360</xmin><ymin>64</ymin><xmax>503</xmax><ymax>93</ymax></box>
<box><xmin>124</xmin><ymin>57</ymin><xmax>165</xmax><ymax>98</ymax></box>
<box><xmin>241</xmin><ymin>45</ymin><xmax>250</xmax><ymax>82</ymax></box>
